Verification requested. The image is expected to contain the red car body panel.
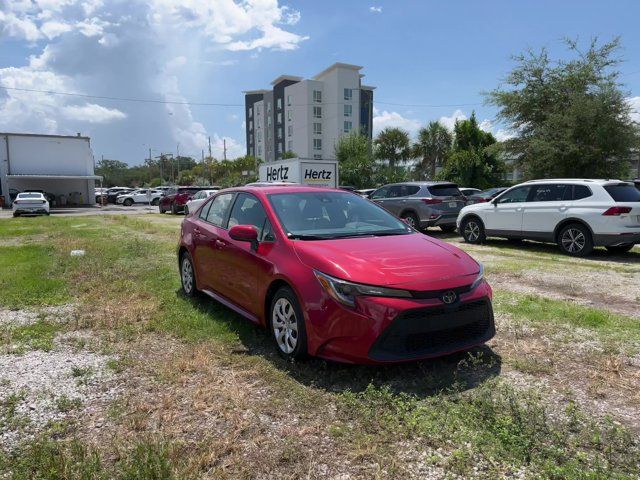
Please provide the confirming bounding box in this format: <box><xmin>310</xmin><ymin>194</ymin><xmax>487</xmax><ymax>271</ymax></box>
<box><xmin>179</xmin><ymin>185</ymin><xmax>494</xmax><ymax>364</ymax></box>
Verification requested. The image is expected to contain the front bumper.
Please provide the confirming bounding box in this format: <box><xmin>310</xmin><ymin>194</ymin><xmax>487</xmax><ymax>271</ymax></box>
<box><xmin>307</xmin><ymin>280</ymin><xmax>494</xmax><ymax>364</ymax></box>
<box><xmin>593</xmin><ymin>232</ymin><xmax>640</xmax><ymax>247</ymax></box>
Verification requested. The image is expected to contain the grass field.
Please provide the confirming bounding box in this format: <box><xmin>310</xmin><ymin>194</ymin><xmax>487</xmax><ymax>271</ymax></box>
<box><xmin>0</xmin><ymin>215</ymin><xmax>638</xmax><ymax>479</ymax></box>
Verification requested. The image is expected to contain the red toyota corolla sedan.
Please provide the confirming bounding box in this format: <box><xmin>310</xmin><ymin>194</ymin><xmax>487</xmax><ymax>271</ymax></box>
<box><xmin>177</xmin><ymin>185</ymin><xmax>494</xmax><ymax>364</ymax></box>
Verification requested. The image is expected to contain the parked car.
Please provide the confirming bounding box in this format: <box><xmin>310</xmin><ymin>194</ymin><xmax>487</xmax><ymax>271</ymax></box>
<box><xmin>457</xmin><ymin>179</ymin><xmax>640</xmax><ymax>256</ymax></box>
<box><xmin>184</xmin><ymin>189</ymin><xmax>220</xmax><ymax>215</ymax></box>
<box><xmin>466</xmin><ymin>187</ymin><xmax>509</xmax><ymax>205</ymax></box>
<box><xmin>355</xmin><ymin>188</ymin><xmax>376</xmax><ymax>197</ymax></box>
<box><xmin>12</xmin><ymin>192</ymin><xmax>50</xmax><ymax>217</ymax></box>
<box><xmin>98</xmin><ymin>187</ymin><xmax>134</xmax><ymax>204</ymax></box>
<box><xmin>459</xmin><ymin>187</ymin><xmax>481</xmax><ymax>197</ymax></box>
<box><xmin>116</xmin><ymin>189</ymin><xmax>162</xmax><ymax>206</ymax></box>
<box><xmin>159</xmin><ymin>186</ymin><xmax>205</xmax><ymax>214</ymax></box>
<box><xmin>178</xmin><ymin>185</ymin><xmax>494</xmax><ymax>363</ymax></box>
<box><xmin>369</xmin><ymin>182</ymin><xmax>466</xmax><ymax>232</ymax></box>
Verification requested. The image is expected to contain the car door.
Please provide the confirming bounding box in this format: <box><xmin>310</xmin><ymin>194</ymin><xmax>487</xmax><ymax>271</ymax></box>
<box><xmin>214</xmin><ymin>193</ymin><xmax>274</xmax><ymax>315</ymax></box>
<box><xmin>191</xmin><ymin>192</ymin><xmax>235</xmax><ymax>292</ymax></box>
<box><xmin>134</xmin><ymin>189</ymin><xmax>148</xmax><ymax>203</ymax></box>
<box><xmin>521</xmin><ymin>184</ymin><xmax>571</xmax><ymax>240</ymax></box>
<box><xmin>369</xmin><ymin>186</ymin><xmax>390</xmax><ymax>210</ymax></box>
<box><xmin>483</xmin><ymin>185</ymin><xmax>532</xmax><ymax>235</ymax></box>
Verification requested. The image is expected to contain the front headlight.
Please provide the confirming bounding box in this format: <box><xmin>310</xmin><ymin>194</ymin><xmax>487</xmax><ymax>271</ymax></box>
<box><xmin>470</xmin><ymin>263</ymin><xmax>484</xmax><ymax>290</ymax></box>
<box><xmin>314</xmin><ymin>270</ymin><xmax>412</xmax><ymax>307</ymax></box>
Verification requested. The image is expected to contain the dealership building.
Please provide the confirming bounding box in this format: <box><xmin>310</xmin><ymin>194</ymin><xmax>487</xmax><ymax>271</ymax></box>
<box><xmin>244</xmin><ymin>62</ymin><xmax>375</xmax><ymax>163</ymax></box>
<box><xmin>0</xmin><ymin>132</ymin><xmax>101</xmax><ymax>207</ymax></box>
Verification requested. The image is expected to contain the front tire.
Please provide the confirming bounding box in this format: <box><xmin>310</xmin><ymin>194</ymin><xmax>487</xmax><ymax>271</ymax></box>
<box><xmin>461</xmin><ymin>216</ymin><xmax>486</xmax><ymax>244</ymax></box>
<box><xmin>440</xmin><ymin>225</ymin><xmax>456</xmax><ymax>233</ymax></box>
<box><xmin>269</xmin><ymin>287</ymin><xmax>308</xmax><ymax>361</ymax></box>
<box><xmin>558</xmin><ymin>223</ymin><xmax>593</xmax><ymax>257</ymax></box>
<box><xmin>123</xmin><ymin>198</ymin><xmax>133</xmax><ymax>206</ymax></box>
<box><xmin>151</xmin><ymin>198</ymin><xmax>159</xmax><ymax>206</ymax></box>
<box><xmin>171</xmin><ymin>203</ymin><xmax>179</xmax><ymax>215</ymax></box>
<box><xmin>605</xmin><ymin>244</ymin><xmax>634</xmax><ymax>254</ymax></box>
<box><xmin>180</xmin><ymin>252</ymin><xmax>198</xmax><ymax>297</ymax></box>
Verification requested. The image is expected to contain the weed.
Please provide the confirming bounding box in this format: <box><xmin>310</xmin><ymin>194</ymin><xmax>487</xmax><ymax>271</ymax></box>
<box><xmin>56</xmin><ymin>395</ymin><xmax>82</xmax><ymax>413</ymax></box>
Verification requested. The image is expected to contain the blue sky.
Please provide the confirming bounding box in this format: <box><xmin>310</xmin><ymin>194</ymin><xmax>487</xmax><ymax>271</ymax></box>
<box><xmin>1</xmin><ymin>0</ymin><xmax>639</xmax><ymax>165</ymax></box>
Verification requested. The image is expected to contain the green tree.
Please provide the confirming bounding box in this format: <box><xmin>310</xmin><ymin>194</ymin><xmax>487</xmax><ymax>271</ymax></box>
<box><xmin>437</xmin><ymin>113</ymin><xmax>505</xmax><ymax>188</ymax></box>
<box><xmin>334</xmin><ymin>132</ymin><xmax>377</xmax><ymax>188</ymax></box>
<box><xmin>374</xmin><ymin>127</ymin><xmax>412</xmax><ymax>168</ymax></box>
<box><xmin>96</xmin><ymin>158</ymin><xmax>129</xmax><ymax>186</ymax></box>
<box><xmin>486</xmin><ymin>37</ymin><xmax>638</xmax><ymax>179</ymax></box>
<box><xmin>413</xmin><ymin>121</ymin><xmax>453</xmax><ymax>180</ymax></box>
<box><xmin>281</xmin><ymin>151</ymin><xmax>297</xmax><ymax>159</ymax></box>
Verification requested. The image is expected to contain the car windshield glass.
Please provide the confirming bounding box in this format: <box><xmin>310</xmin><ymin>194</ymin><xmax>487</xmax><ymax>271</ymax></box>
<box><xmin>428</xmin><ymin>184</ymin><xmax>462</xmax><ymax>197</ymax></box>
<box><xmin>18</xmin><ymin>193</ymin><xmax>42</xmax><ymax>199</ymax></box>
<box><xmin>478</xmin><ymin>188</ymin><xmax>503</xmax><ymax>198</ymax></box>
<box><xmin>268</xmin><ymin>191</ymin><xmax>412</xmax><ymax>239</ymax></box>
<box><xmin>604</xmin><ymin>184</ymin><xmax>640</xmax><ymax>202</ymax></box>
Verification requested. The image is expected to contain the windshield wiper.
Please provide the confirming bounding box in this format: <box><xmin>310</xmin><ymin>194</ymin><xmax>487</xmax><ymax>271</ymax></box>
<box><xmin>287</xmin><ymin>233</ymin><xmax>330</xmax><ymax>240</ymax></box>
<box><xmin>332</xmin><ymin>230</ymin><xmax>409</xmax><ymax>239</ymax></box>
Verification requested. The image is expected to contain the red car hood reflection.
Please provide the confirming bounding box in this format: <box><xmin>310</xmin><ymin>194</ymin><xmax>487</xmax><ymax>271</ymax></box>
<box><xmin>293</xmin><ymin>233</ymin><xmax>480</xmax><ymax>290</ymax></box>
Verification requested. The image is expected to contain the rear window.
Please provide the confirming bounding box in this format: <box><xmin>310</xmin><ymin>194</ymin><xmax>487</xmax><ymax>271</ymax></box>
<box><xmin>18</xmin><ymin>193</ymin><xmax>42</xmax><ymax>199</ymax></box>
<box><xmin>427</xmin><ymin>184</ymin><xmax>462</xmax><ymax>197</ymax></box>
<box><xmin>604</xmin><ymin>184</ymin><xmax>640</xmax><ymax>202</ymax></box>
<box><xmin>178</xmin><ymin>188</ymin><xmax>202</xmax><ymax>194</ymax></box>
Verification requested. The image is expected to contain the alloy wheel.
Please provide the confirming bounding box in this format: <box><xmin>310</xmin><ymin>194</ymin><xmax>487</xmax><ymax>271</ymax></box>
<box><xmin>272</xmin><ymin>298</ymin><xmax>298</xmax><ymax>354</ymax></box>
<box><xmin>561</xmin><ymin>228</ymin><xmax>585</xmax><ymax>253</ymax></box>
<box><xmin>464</xmin><ymin>221</ymin><xmax>480</xmax><ymax>242</ymax></box>
<box><xmin>181</xmin><ymin>256</ymin><xmax>194</xmax><ymax>294</ymax></box>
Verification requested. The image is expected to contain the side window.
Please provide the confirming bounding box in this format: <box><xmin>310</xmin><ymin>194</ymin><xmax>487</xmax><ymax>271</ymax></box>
<box><xmin>228</xmin><ymin>193</ymin><xmax>268</xmax><ymax>235</ymax></box>
<box><xmin>199</xmin><ymin>198</ymin><xmax>213</xmax><ymax>220</ymax></box>
<box><xmin>530</xmin><ymin>184</ymin><xmax>568</xmax><ymax>202</ymax></box>
<box><xmin>260</xmin><ymin>219</ymin><xmax>276</xmax><ymax>242</ymax></box>
<box><xmin>205</xmin><ymin>193</ymin><xmax>234</xmax><ymax>227</ymax></box>
<box><xmin>370</xmin><ymin>187</ymin><xmax>388</xmax><ymax>199</ymax></box>
<box><xmin>388</xmin><ymin>186</ymin><xmax>404</xmax><ymax>198</ymax></box>
<box><xmin>572</xmin><ymin>185</ymin><xmax>592</xmax><ymax>200</ymax></box>
<box><xmin>497</xmin><ymin>186</ymin><xmax>531</xmax><ymax>204</ymax></box>
<box><xmin>405</xmin><ymin>185</ymin><xmax>420</xmax><ymax>196</ymax></box>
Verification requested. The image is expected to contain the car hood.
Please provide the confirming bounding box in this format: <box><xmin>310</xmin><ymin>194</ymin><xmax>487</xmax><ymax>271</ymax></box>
<box><xmin>293</xmin><ymin>233</ymin><xmax>481</xmax><ymax>290</ymax></box>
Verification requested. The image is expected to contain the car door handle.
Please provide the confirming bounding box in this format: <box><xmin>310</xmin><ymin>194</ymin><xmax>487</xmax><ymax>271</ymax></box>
<box><xmin>193</xmin><ymin>227</ymin><xmax>202</xmax><ymax>236</ymax></box>
<box><xmin>559</xmin><ymin>206</ymin><xmax>568</xmax><ymax>212</ymax></box>
<box><xmin>215</xmin><ymin>239</ymin><xmax>226</xmax><ymax>249</ymax></box>
<box><xmin>515</xmin><ymin>207</ymin><xmax>524</xmax><ymax>212</ymax></box>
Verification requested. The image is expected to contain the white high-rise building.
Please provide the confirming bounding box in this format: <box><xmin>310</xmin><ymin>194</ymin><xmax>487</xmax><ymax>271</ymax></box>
<box><xmin>244</xmin><ymin>63</ymin><xmax>375</xmax><ymax>162</ymax></box>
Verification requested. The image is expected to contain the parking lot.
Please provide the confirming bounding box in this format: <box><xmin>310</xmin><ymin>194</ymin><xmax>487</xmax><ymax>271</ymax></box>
<box><xmin>1</xmin><ymin>214</ymin><xmax>639</xmax><ymax>478</ymax></box>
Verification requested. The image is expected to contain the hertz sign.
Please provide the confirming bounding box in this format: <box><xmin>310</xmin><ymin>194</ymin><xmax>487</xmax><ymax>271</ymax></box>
<box><xmin>259</xmin><ymin>159</ymin><xmax>338</xmax><ymax>188</ymax></box>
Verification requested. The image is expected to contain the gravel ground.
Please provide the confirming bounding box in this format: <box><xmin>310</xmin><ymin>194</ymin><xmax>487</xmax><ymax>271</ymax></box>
<box><xmin>0</xmin><ymin>307</ymin><xmax>120</xmax><ymax>452</ymax></box>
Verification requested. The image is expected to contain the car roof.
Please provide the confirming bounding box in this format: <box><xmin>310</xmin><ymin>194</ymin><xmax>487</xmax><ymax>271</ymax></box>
<box><xmin>241</xmin><ymin>184</ymin><xmax>342</xmax><ymax>195</ymax></box>
<box><xmin>380</xmin><ymin>181</ymin><xmax>458</xmax><ymax>187</ymax></box>
<box><xmin>523</xmin><ymin>178</ymin><xmax>627</xmax><ymax>185</ymax></box>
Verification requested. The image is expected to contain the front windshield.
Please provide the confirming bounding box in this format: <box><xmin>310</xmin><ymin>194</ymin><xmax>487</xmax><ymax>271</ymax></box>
<box><xmin>268</xmin><ymin>191</ymin><xmax>412</xmax><ymax>239</ymax></box>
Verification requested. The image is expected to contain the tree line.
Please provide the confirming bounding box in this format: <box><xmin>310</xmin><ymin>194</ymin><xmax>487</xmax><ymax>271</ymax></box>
<box><xmin>98</xmin><ymin>38</ymin><xmax>639</xmax><ymax>189</ymax></box>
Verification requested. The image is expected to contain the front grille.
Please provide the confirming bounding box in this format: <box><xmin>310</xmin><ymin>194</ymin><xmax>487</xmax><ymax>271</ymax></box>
<box><xmin>369</xmin><ymin>299</ymin><xmax>495</xmax><ymax>361</ymax></box>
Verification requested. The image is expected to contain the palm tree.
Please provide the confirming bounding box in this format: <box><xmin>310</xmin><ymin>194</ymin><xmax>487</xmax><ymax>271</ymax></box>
<box><xmin>374</xmin><ymin>127</ymin><xmax>411</xmax><ymax>168</ymax></box>
<box><xmin>413</xmin><ymin>121</ymin><xmax>452</xmax><ymax>180</ymax></box>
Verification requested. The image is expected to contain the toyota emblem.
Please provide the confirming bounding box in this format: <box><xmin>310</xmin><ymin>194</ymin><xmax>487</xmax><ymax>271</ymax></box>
<box><xmin>442</xmin><ymin>290</ymin><xmax>457</xmax><ymax>304</ymax></box>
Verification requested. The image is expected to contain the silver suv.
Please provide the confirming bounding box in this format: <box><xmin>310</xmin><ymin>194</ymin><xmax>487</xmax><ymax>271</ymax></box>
<box><xmin>369</xmin><ymin>182</ymin><xmax>466</xmax><ymax>231</ymax></box>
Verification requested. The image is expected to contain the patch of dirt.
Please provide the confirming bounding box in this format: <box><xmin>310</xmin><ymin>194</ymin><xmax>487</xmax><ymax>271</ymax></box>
<box><xmin>0</xmin><ymin>304</ymin><xmax>77</xmax><ymax>327</ymax></box>
<box><xmin>0</xmin><ymin>331</ymin><xmax>120</xmax><ymax>451</ymax></box>
<box><xmin>494</xmin><ymin>313</ymin><xmax>640</xmax><ymax>432</ymax></box>
<box><xmin>488</xmin><ymin>269</ymin><xmax>640</xmax><ymax>318</ymax></box>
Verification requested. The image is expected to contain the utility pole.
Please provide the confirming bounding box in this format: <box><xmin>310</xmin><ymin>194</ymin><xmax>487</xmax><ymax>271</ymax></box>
<box><xmin>176</xmin><ymin>143</ymin><xmax>180</xmax><ymax>181</ymax></box>
<box><xmin>159</xmin><ymin>153</ymin><xmax>164</xmax><ymax>184</ymax></box>
<box><xmin>223</xmin><ymin>138</ymin><xmax>227</xmax><ymax>161</ymax></box>
<box><xmin>208</xmin><ymin>136</ymin><xmax>213</xmax><ymax>185</ymax></box>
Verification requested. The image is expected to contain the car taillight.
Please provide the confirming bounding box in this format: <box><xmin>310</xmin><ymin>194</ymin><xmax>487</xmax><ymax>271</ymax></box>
<box><xmin>13</xmin><ymin>200</ymin><xmax>20</xmax><ymax>204</ymax></box>
<box><xmin>602</xmin><ymin>206</ymin><xmax>632</xmax><ymax>216</ymax></box>
<box><xmin>422</xmin><ymin>198</ymin><xmax>442</xmax><ymax>205</ymax></box>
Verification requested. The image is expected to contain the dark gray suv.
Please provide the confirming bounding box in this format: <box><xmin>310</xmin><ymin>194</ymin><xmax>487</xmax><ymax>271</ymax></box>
<box><xmin>369</xmin><ymin>182</ymin><xmax>465</xmax><ymax>231</ymax></box>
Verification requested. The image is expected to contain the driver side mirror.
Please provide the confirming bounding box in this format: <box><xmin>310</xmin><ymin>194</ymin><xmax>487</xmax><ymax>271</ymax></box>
<box><xmin>229</xmin><ymin>225</ymin><xmax>259</xmax><ymax>250</ymax></box>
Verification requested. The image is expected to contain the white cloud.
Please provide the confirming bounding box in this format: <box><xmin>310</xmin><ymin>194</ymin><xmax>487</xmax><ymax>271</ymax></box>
<box><xmin>61</xmin><ymin>103</ymin><xmax>127</xmax><ymax>123</ymax></box>
<box><xmin>369</xmin><ymin>6</ymin><xmax>383</xmax><ymax>13</ymax></box>
<box><xmin>438</xmin><ymin>109</ymin><xmax>467</xmax><ymax>131</ymax></box>
<box><xmin>373</xmin><ymin>107</ymin><xmax>421</xmax><ymax>136</ymax></box>
<box><xmin>628</xmin><ymin>96</ymin><xmax>640</xmax><ymax>123</ymax></box>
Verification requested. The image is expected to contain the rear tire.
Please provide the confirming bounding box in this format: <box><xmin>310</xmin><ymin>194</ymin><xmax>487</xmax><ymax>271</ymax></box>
<box><xmin>184</xmin><ymin>205</ymin><xmax>189</xmax><ymax>215</ymax></box>
<box><xmin>151</xmin><ymin>198</ymin><xmax>159</xmax><ymax>206</ymax></box>
<box><xmin>171</xmin><ymin>203</ymin><xmax>179</xmax><ymax>215</ymax></box>
<box><xmin>180</xmin><ymin>252</ymin><xmax>198</xmax><ymax>297</ymax></box>
<box><xmin>461</xmin><ymin>216</ymin><xmax>486</xmax><ymax>244</ymax></box>
<box><xmin>558</xmin><ymin>223</ymin><xmax>593</xmax><ymax>257</ymax></box>
<box><xmin>12</xmin><ymin>212</ymin><xmax>19</xmax><ymax>218</ymax></box>
<box><xmin>401</xmin><ymin>212</ymin><xmax>420</xmax><ymax>230</ymax></box>
<box><xmin>269</xmin><ymin>287</ymin><xmax>308</xmax><ymax>361</ymax></box>
<box><xmin>605</xmin><ymin>244</ymin><xmax>634</xmax><ymax>254</ymax></box>
<box><xmin>159</xmin><ymin>204</ymin><xmax>165</xmax><ymax>214</ymax></box>
<box><xmin>440</xmin><ymin>225</ymin><xmax>456</xmax><ymax>233</ymax></box>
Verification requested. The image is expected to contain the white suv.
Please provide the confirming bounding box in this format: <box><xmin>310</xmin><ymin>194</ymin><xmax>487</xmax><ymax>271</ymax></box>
<box><xmin>457</xmin><ymin>179</ymin><xmax>640</xmax><ymax>256</ymax></box>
